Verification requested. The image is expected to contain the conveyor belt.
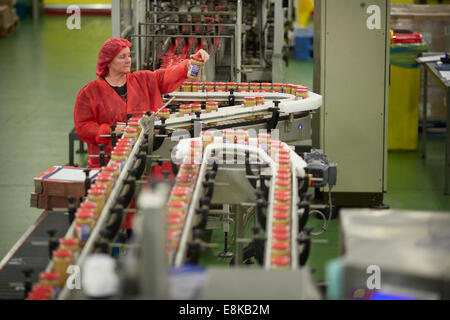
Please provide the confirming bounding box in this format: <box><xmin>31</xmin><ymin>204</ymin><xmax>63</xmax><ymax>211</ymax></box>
<box><xmin>0</xmin><ymin>210</ymin><xmax>70</xmax><ymax>300</ymax></box>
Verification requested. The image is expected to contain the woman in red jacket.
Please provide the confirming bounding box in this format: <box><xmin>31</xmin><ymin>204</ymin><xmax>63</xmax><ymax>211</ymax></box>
<box><xmin>74</xmin><ymin>38</ymin><xmax>209</xmax><ymax>168</ymax></box>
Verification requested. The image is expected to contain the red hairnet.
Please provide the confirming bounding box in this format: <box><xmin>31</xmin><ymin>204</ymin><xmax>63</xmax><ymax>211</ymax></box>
<box><xmin>96</xmin><ymin>38</ymin><xmax>132</xmax><ymax>77</ymax></box>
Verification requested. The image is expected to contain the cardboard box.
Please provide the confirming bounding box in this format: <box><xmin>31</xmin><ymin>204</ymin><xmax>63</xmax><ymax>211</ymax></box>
<box><xmin>0</xmin><ymin>0</ymin><xmax>16</xmax><ymax>6</ymax></box>
<box><xmin>0</xmin><ymin>4</ymin><xmax>19</xmax><ymax>37</ymax></box>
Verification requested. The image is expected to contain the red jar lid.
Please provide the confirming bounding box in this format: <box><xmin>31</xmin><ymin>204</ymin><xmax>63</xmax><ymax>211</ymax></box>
<box><xmin>172</xmin><ymin>186</ymin><xmax>189</xmax><ymax>196</ymax></box>
<box><xmin>168</xmin><ymin>210</ymin><xmax>184</xmax><ymax>219</ymax></box>
<box><xmin>101</xmin><ymin>166</ymin><xmax>117</xmax><ymax>173</ymax></box>
<box><xmin>227</xmin><ymin>82</ymin><xmax>237</xmax><ymax>85</ymax></box>
<box><xmin>182</xmin><ymin>81</ymin><xmax>192</xmax><ymax>85</ymax></box>
<box><xmin>276</xmin><ymin>179</ymin><xmax>290</xmax><ymax>187</ymax></box>
<box><xmin>272</xmin><ymin>242</ymin><xmax>289</xmax><ymax>250</ymax></box>
<box><xmin>277</xmin><ymin>167</ymin><xmax>291</xmax><ymax>174</ymax></box>
<box><xmin>180</xmin><ymin>104</ymin><xmax>192</xmax><ymax>109</ymax></box>
<box><xmin>278</xmin><ymin>148</ymin><xmax>290</xmax><ymax>155</ymax></box>
<box><xmin>161</xmin><ymin>108</ymin><xmax>170</xmax><ymax>113</ymax></box>
<box><xmin>125</xmin><ymin>127</ymin><xmax>137</xmax><ymax>133</ymax></box>
<box><xmin>118</xmin><ymin>137</ymin><xmax>131</xmax><ymax>144</ymax></box>
<box><xmin>206</xmin><ymin>101</ymin><xmax>219</xmax><ymax>105</ymax></box>
<box><xmin>39</xmin><ymin>271</ymin><xmax>60</xmax><ymax>281</ymax></box>
<box><xmin>181</xmin><ymin>163</ymin><xmax>195</xmax><ymax>170</ymax></box>
<box><xmin>168</xmin><ymin>217</ymin><xmax>182</xmax><ymax>225</ymax></box>
<box><xmin>273</xmin><ymin>225</ymin><xmax>290</xmax><ymax>234</ymax></box>
<box><xmin>273</xmin><ymin>83</ymin><xmax>283</xmax><ymax>86</ymax></box>
<box><xmin>168</xmin><ymin>201</ymin><xmax>187</xmax><ymax>208</ymax></box>
<box><xmin>285</xmin><ymin>83</ymin><xmax>294</xmax><ymax>87</ymax></box>
<box><xmin>249</xmin><ymin>82</ymin><xmax>260</xmax><ymax>86</ymax></box>
<box><xmin>278</xmin><ymin>158</ymin><xmax>290</xmax><ymax>165</ymax></box>
<box><xmin>91</xmin><ymin>183</ymin><xmax>107</xmax><ymax>191</ymax></box>
<box><xmin>75</xmin><ymin>209</ymin><xmax>93</xmax><ymax>219</ymax></box>
<box><xmin>177</xmin><ymin>173</ymin><xmax>193</xmax><ymax>182</ymax></box>
<box><xmin>273</xmin><ymin>204</ymin><xmax>290</xmax><ymax>212</ymax></box>
<box><xmin>191</xmin><ymin>103</ymin><xmax>202</xmax><ymax>108</ymax></box>
<box><xmin>80</xmin><ymin>201</ymin><xmax>97</xmax><ymax>209</ymax></box>
<box><xmin>31</xmin><ymin>284</ymin><xmax>54</xmax><ymax>295</ymax></box>
<box><xmin>216</xmin><ymin>82</ymin><xmax>226</xmax><ymax>86</ymax></box>
<box><xmin>273</xmin><ymin>233</ymin><xmax>290</xmax><ymax>241</ymax></box>
<box><xmin>59</xmin><ymin>238</ymin><xmax>79</xmax><ymax>246</ymax></box>
<box><xmin>238</xmin><ymin>82</ymin><xmax>248</xmax><ymax>86</ymax></box>
<box><xmin>275</xmin><ymin>191</ymin><xmax>291</xmax><ymax>202</ymax></box>
<box><xmin>276</xmin><ymin>155</ymin><xmax>291</xmax><ymax>163</ymax></box>
<box><xmin>276</xmin><ymin>173</ymin><xmax>291</xmax><ymax>180</ymax></box>
<box><xmin>255</xmin><ymin>95</ymin><xmax>264</xmax><ymax>99</ymax></box>
<box><xmin>111</xmin><ymin>149</ymin><xmax>126</xmax><ymax>156</ymax></box>
<box><xmin>96</xmin><ymin>174</ymin><xmax>112</xmax><ymax>182</ymax></box>
<box><xmin>273</xmin><ymin>211</ymin><xmax>290</xmax><ymax>220</ymax></box>
<box><xmin>244</xmin><ymin>96</ymin><xmax>256</xmax><ymax>100</ymax></box>
<box><xmin>205</xmin><ymin>82</ymin><xmax>215</xmax><ymax>86</ymax></box>
<box><xmin>52</xmin><ymin>249</ymin><xmax>72</xmax><ymax>258</ymax></box>
<box><xmin>296</xmin><ymin>89</ymin><xmax>308</xmax><ymax>93</ymax></box>
<box><xmin>261</xmin><ymin>83</ymin><xmax>272</xmax><ymax>86</ymax></box>
<box><xmin>88</xmin><ymin>188</ymin><xmax>104</xmax><ymax>196</ymax></box>
<box><xmin>192</xmin><ymin>82</ymin><xmax>203</xmax><ymax>85</ymax></box>
<box><xmin>272</xmin><ymin>256</ymin><xmax>291</xmax><ymax>266</ymax></box>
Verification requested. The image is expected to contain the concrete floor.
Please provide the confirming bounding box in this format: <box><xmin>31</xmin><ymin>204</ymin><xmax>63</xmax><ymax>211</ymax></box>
<box><xmin>0</xmin><ymin>15</ymin><xmax>449</xmax><ymax>282</ymax></box>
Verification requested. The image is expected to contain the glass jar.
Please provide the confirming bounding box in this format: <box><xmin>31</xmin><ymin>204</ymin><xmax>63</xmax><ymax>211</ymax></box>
<box><xmin>296</xmin><ymin>88</ymin><xmax>308</xmax><ymax>100</ymax></box>
<box><xmin>52</xmin><ymin>249</ymin><xmax>73</xmax><ymax>287</ymax></box>
<box><xmin>90</xmin><ymin>183</ymin><xmax>107</xmax><ymax>205</ymax></box>
<box><xmin>226</xmin><ymin>82</ymin><xmax>237</xmax><ymax>92</ymax></box>
<box><xmin>170</xmin><ymin>186</ymin><xmax>190</xmax><ymax>202</ymax></box>
<box><xmin>278</xmin><ymin>158</ymin><xmax>291</xmax><ymax>169</ymax></box>
<box><xmin>255</xmin><ymin>96</ymin><xmax>265</xmax><ymax>106</ymax></box>
<box><xmin>87</xmin><ymin>188</ymin><xmax>105</xmax><ymax>217</ymax></box>
<box><xmin>272</xmin><ymin>83</ymin><xmax>283</xmax><ymax>92</ymax></box>
<box><xmin>187</xmin><ymin>56</ymin><xmax>204</xmax><ymax>80</ymax></box>
<box><xmin>258</xmin><ymin>133</ymin><xmax>271</xmax><ymax>154</ymax></box>
<box><xmin>271</xmin><ymin>256</ymin><xmax>291</xmax><ymax>270</ymax></box>
<box><xmin>181</xmin><ymin>81</ymin><xmax>192</xmax><ymax>92</ymax></box>
<box><xmin>283</xmin><ymin>84</ymin><xmax>293</xmax><ymax>94</ymax></box>
<box><xmin>167</xmin><ymin>229</ymin><xmax>182</xmax><ymax>251</ymax></box>
<box><xmin>249</xmin><ymin>82</ymin><xmax>261</xmax><ymax>93</ymax></box>
<box><xmin>101</xmin><ymin>165</ymin><xmax>119</xmax><ymax>181</ymax></box>
<box><xmin>128</xmin><ymin>120</ymin><xmax>141</xmax><ymax>137</ymax></box>
<box><xmin>272</xmin><ymin>209</ymin><xmax>290</xmax><ymax>226</ymax></box>
<box><xmin>223</xmin><ymin>129</ymin><xmax>236</xmax><ymax>144</ymax></box>
<box><xmin>168</xmin><ymin>201</ymin><xmax>188</xmax><ymax>215</ymax></box>
<box><xmin>28</xmin><ymin>285</ymin><xmax>54</xmax><ymax>300</ymax></box>
<box><xmin>244</xmin><ymin>96</ymin><xmax>256</xmax><ymax>108</ymax></box>
<box><xmin>273</xmin><ymin>231</ymin><xmax>290</xmax><ymax>243</ymax></box>
<box><xmin>75</xmin><ymin>209</ymin><xmax>94</xmax><ymax>246</ymax></box>
<box><xmin>95</xmin><ymin>172</ymin><xmax>113</xmax><ymax>196</ymax></box>
<box><xmin>123</xmin><ymin>127</ymin><xmax>138</xmax><ymax>145</ymax></box>
<box><xmin>191</xmin><ymin>103</ymin><xmax>202</xmax><ymax>114</ymax></box>
<box><xmin>204</xmin><ymin>82</ymin><xmax>215</xmax><ymax>92</ymax></box>
<box><xmin>39</xmin><ymin>271</ymin><xmax>61</xmax><ymax>291</ymax></box>
<box><xmin>261</xmin><ymin>83</ymin><xmax>272</xmax><ymax>92</ymax></box>
<box><xmin>206</xmin><ymin>101</ymin><xmax>219</xmax><ymax>113</ymax></box>
<box><xmin>179</xmin><ymin>104</ymin><xmax>192</xmax><ymax>117</ymax></box>
<box><xmin>191</xmin><ymin>82</ymin><xmax>204</xmax><ymax>93</ymax></box>
<box><xmin>238</xmin><ymin>82</ymin><xmax>249</xmax><ymax>92</ymax></box>
<box><xmin>59</xmin><ymin>238</ymin><xmax>80</xmax><ymax>261</ymax></box>
<box><xmin>215</xmin><ymin>82</ymin><xmax>226</xmax><ymax>92</ymax></box>
<box><xmin>180</xmin><ymin>163</ymin><xmax>197</xmax><ymax>176</ymax></box>
<box><xmin>159</xmin><ymin>108</ymin><xmax>171</xmax><ymax>120</ymax></box>
<box><xmin>235</xmin><ymin>130</ymin><xmax>248</xmax><ymax>145</ymax></box>
<box><xmin>271</xmin><ymin>242</ymin><xmax>290</xmax><ymax>258</ymax></box>
<box><xmin>202</xmin><ymin>131</ymin><xmax>215</xmax><ymax>150</ymax></box>
<box><xmin>79</xmin><ymin>201</ymin><xmax>98</xmax><ymax>217</ymax></box>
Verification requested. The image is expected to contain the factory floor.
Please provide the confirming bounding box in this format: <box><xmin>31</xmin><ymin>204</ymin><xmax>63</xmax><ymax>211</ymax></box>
<box><xmin>1</xmin><ymin>16</ymin><xmax>449</xmax><ymax>286</ymax></box>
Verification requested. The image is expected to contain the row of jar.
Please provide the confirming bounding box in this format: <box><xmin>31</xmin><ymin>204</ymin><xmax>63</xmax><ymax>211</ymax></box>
<box><xmin>177</xmin><ymin>82</ymin><xmax>308</xmax><ymax>95</ymax></box>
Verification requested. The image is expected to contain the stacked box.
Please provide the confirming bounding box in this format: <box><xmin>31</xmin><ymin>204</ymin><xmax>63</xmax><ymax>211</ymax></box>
<box><xmin>294</xmin><ymin>28</ymin><xmax>314</xmax><ymax>61</ymax></box>
<box><xmin>0</xmin><ymin>3</ymin><xmax>19</xmax><ymax>37</ymax></box>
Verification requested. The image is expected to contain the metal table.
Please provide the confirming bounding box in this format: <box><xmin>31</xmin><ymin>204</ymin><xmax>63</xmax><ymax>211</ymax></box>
<box><xmin>420</xmin><ymin>58</ymin><xmax>450</xmax><ymax>195</ymax></box>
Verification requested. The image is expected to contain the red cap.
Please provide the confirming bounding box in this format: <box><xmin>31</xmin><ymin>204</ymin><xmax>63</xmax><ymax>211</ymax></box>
<box><xmin>255</xmin><ymin>95</ymin><xmax>264</xmax><ymax>99</ymax></box>
<box><xmin>168</xmin><ymin>217</ymin><xmax>182</xmax><ymax>225</ymax></box>
<box><xmin>75</xmin><ymin>209</ymin><xmax>93</xmax><ymax>220</ymax></box>
<box><xmin>80</xmin><ymin>201</ymin><xmax>97</xmax><ymax>210</ymax></box>
<box><xmin>278</xmin><ymin>158</ymin><xmax>290</xmax><ymax>165</ymax></box>
<box><xmin>172</xmin><ymin>186</ymin><xmax>189</xmax><ymax>196</ymax></box>
<box><xmin>180</xmin><ymin>104</ymin><xmax>192</xmax><ymax>109</ymax></box>
<box><xmin>168</xmin><ymin>201</ymin><xmax>187</xmax><ymax>208</ymax></box>
<box><xmin>125</xmin><ymin>127</ymin><xmax>137</xmax><ymax>133</ymax></box>
<box><xmin>250</xmin><ymin>82</ymin><xmax>260</xmax><ymax>86</ymax></box>
<box><xmin>275</xmin><ymin>191</ymin><xmax>291</xmax><ymax>202</ymax></box>
<box><xmin>273</xmin><ymin>83</ymin><xmax>283</xmax><ymax>86</ymax></box>
<box><xmin>101</xmin><ymin>166</ymin><xmax>117</xmax><ymax>173</ymax></box>
<box><xmin>205</xmin><ymin>82</ymin><xmax>214</xmax><ymax>86</ymax></box>
<box><xmin>244</xmin><ymin>96</ymin><xmax>256</xmax><ymax>100</ymax></box>
<box><xmin>238</xmin><ymin>82</ymin><xmax>249</xmax><ymax>86</ymax></box>
<box><xmin>273</xmin><ymin>233</ymin><xmax>289</xmax><ymax>241</ymax></box>
<box><xmin>59</xmin><ymin>238</ymin><xmax>79</xmax><ymax>246</ymax></box>
<box><xmin>191</xmin><ymin>52</ymin><xmax>204</xmax><ymax>62</ymax></box>
<box><xmin>192</xmin><ymin>82</ymin><xmax>203</xmax><ymax>86</ymax></box>
<box><xmin>227</xmin><ymin>82</ymin><xmax>237</xmax><ymax>85</ymax></box>
<box><xmin>296</xmin><ymin>88</ymin><xmax>308</xmax><ymax>93</ymax></box>
<box><xmin>168</xmin><ymin>211</ymin><xmax>184</xmax><ymax>219</ymax></box>
<box><xmin>274</xmin><ymin>204</ymin><xmax>290</xmax><ymax>212</ymax></box>
<box><xmin>277</xmin><ymin>168</ymin><xmax>291</xmax><ymax>174</ymax></box>
<box><xmin>177</xmin><ymin>173</ymin><xmax>193</xmax><ymax>182</ymax></box>
<box><xmin>272</xmin><ymin>242</ymin><xmax>289</xmax><ymax>250</ymax></box>
<box><xmin>52</xmin><ymin>249</ymin><xmax>72</xmax><ymax>258</ymax></box>
<box><xmin>273</xmin><ymin>211</ymin><xmax>289</xmax><ymax>220</ymax></box>
<box><xmin>276</xmin><ymin>179</ymin><xmax>290</xmax><ymax>187</ymax></box>
<box><xmin>272</xmin><ymin>256</ymin><xmax>291</xmax><ymax>266</ymax></box>
<box><xmin>88</xmin><ymin>187</ymin><xmax>105</xmax><ymax>195</ymax></box>
<box><xmin>191</xmin><ymin>103</ymin><xmax>202</xmax><ymax>108</ymax></box>
<box><xmin>216</xmin><ymin>82</ymin><xmax>226</xmax><ymax>86</ymax></box>
<box><xmin>261</xmin><ymin>83</ymin><xmax>272</xmax><ymax>86</ymax></box>
<box><xmin>39</xmin><ymin>271</ymin><xmax>61</xmax><ymax>281</ymax></box>
<box><xmin>206</xmin><ymin>101</ymin><xmax>219</xmax><ymax>105</ymax></box>
<box><xmin>273</xmin><ymin>225</ymin><xmax>290</xmax><ymax>234</ymax></box>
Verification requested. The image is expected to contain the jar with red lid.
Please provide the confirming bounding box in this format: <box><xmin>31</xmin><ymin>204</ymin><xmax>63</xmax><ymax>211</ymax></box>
<box><xmin>87</xmin><ymin>188</ymin><xmax>105</xmax><ymax>217</ymax></box>
<box><xmin>258</xmin><ymin>133</ymin><xmax>271</xmax><ymax>154</ymax></box>
<box><xmin>167</xmin><ymin>229</ymin><xmax>182</xmax><ymax>251</ymax></box>
<box><xmin>170</xmin><ymin>186</ymin><xmax>190</xmax><ymax>202</ymax></box>
<box><xmin>235</xmin><ymin>130</ymin><xmax>249</xmax><ymax>145</ymax></box>
<box><xmin>179</xmin><ymin>104</ymin><xmax>192</xmax><ymax>117</ymax></box>
<box><xmin>296</xmin><ymin>88</ymin><xmax>308</xmax><ymax>100</ymax></box>
<box><xmin>95</xmin><ymin>172</ymin><xmax>114</xmax><ymax>196</ymax></box>
<box><xmin>159</xmin><ymin>108</ymin><xmax>171</xmax><ymax>120</ymax></box>
<box><xmin>101</xmin><ymin>164</ymin><xmax>119</xmax><ymax>181</ymax></box>
<box><xmin>176</xmin><ymin>172</ymin><xmax>194</xmax><ymax>187</ymax></box>
<box><xmin>255</xmin><ymin>95</ymin><xmax>265</xmax><ymax>106</ymax></box>
<box><xmin>39</xmin><ymin>271</ymin><xmax>61</xmax><ymax>290</ymax></box>
<box><xmin>27</xmin><ymin>285</ymin><xmax>54</xmax><ymax>300</ymax></box>
<box><xmin>223</xmin><ymin>129</ymin><xmax>236</xmax><ymax>144</ymax></box>
<box><xmin>168</xmin><ymin>200</ymin><xmax>188</xmax><ymax>214</ymax></box>
<box><xmin>261</xmin><ymin>83</ymin><xmax>272</xmax><ymax>92</ymax></box>
<box><xmin>274</xmin><ymin>190</ymin><xmax>291</xmax><ymax>206</ymax></box>
<box><xmin>192</xmin><ymin>82</ymin><xmax>204</xmax><ymax>92</ymax></box>
<box><xmin>128</xmin><ymin>120</ymin><xmax>141</xmax><ymax>137</ymax></box>
<box><xmin>52</xmin><ymin>249</ymin><xmax>73</xmax><ymax>287</ymax></box>
<box><xmin>271</xmin><ymin>242</ymin><xmax>290</xmax><ymax>258</ymax></box>
<box><xmin>180</xmin><ymin>163</ymin><xmax>197</xmax><ymax>176</ymax></box>
<box><xmin>204</xmin><ymin>82</ymin><xmax>215</xmax><ymax>92</ymax></box>
<box><xmin>226</xmin><ymin>82</ymin><xmax>237</xmax><ymax>92</ymax></box>
<box><xmin>75</xmin><ymin>209</ymin><xmax>94</xmax><ymax>246</ymax></box>
<box><xmin>181</xmin><ymin>81</ymin><xmax>192</xmax><ymax>92</ymax></box>
<box><xmin>249</xmin><ymin>82</ymin><xmax>261</xmax><ymax>93</ymax></box>
<box><xmin>273</xmin><ymin>231</ymin><xmax>290</xmax><ymax>243</ymax></box>
<box><xmin>204</xmin><ymin>101</ymin><xmax>218</xmax><ymax>114</ymax></box>
<box><xmin>238</xmin><ymin>82</ymin><xmax>249</xmax><ymax>92</ymax></box>
<box><xmin>59</xmin><ymin>237</ymin><xmax>80</xmax><ymax>260</ymax></box>
<box><xmin>275</xmin><ymin>179</ymin><xmax>291</xmax><ymax>191</ymax></box>
<box><xmin>272</xmin><ymin>209</ymin><xmax>290</xmax><ymax>226</ymax></box>
<box><xmin>272</xmin><ymin>83</ymin><xmax>283</xmax><ymax>92</ymax></box>
<box><xmin>215</xmin><ymin>82</ymin><xmax>226</xmax><ymax>92</ymax></box>
<box><xmin>283</xmin><ymin>83</ymin><xmax>293</xmax><ymax>94</ymax></box>
<box><xmin>191</xmin><ymin>103</ymin><xmax>202</xmax><ymax>114</ymax></box>
<box><xmin>123</xmin><ymin>127</ymin><xmax>138</xmax><ymax>145</ymax></box>
<box><xmin>111</xmin><ymin>149</ymin><xmax>127</xmax><ymax>171</ymax></box>
<box><xmin>271</xmin><ymin>256</ymin><xmax>291</xmax><ymax>270</ymax></box>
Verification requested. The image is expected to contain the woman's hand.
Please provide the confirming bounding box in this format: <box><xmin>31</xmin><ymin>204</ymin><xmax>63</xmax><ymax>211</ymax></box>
<box><xmin>191</xmin><ymin>49</ymin><xmax>210</xmax><ymax>64</ymax></box>
<box><xmin>115</xmin><ymin>124</ymin><xmax>126</xmax><ymax>135</ymax></box>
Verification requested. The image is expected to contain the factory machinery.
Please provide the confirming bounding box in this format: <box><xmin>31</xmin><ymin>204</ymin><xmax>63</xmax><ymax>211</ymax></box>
<box><xmin>113</xmin><ymin>0</ymin><xmax>291</xmax><ymax>82</ymax></box>
<box><xmin>22</xmin><ymin>85</ymin><xmax>339</xmax><ymax>300</ymax></box>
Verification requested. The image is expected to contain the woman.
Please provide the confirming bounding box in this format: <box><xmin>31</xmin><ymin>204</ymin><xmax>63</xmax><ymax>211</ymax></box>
<box><xmin>74</xmin><ymin>37</ymin><xmax>209</xmax><ymax>168</ymax></box>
